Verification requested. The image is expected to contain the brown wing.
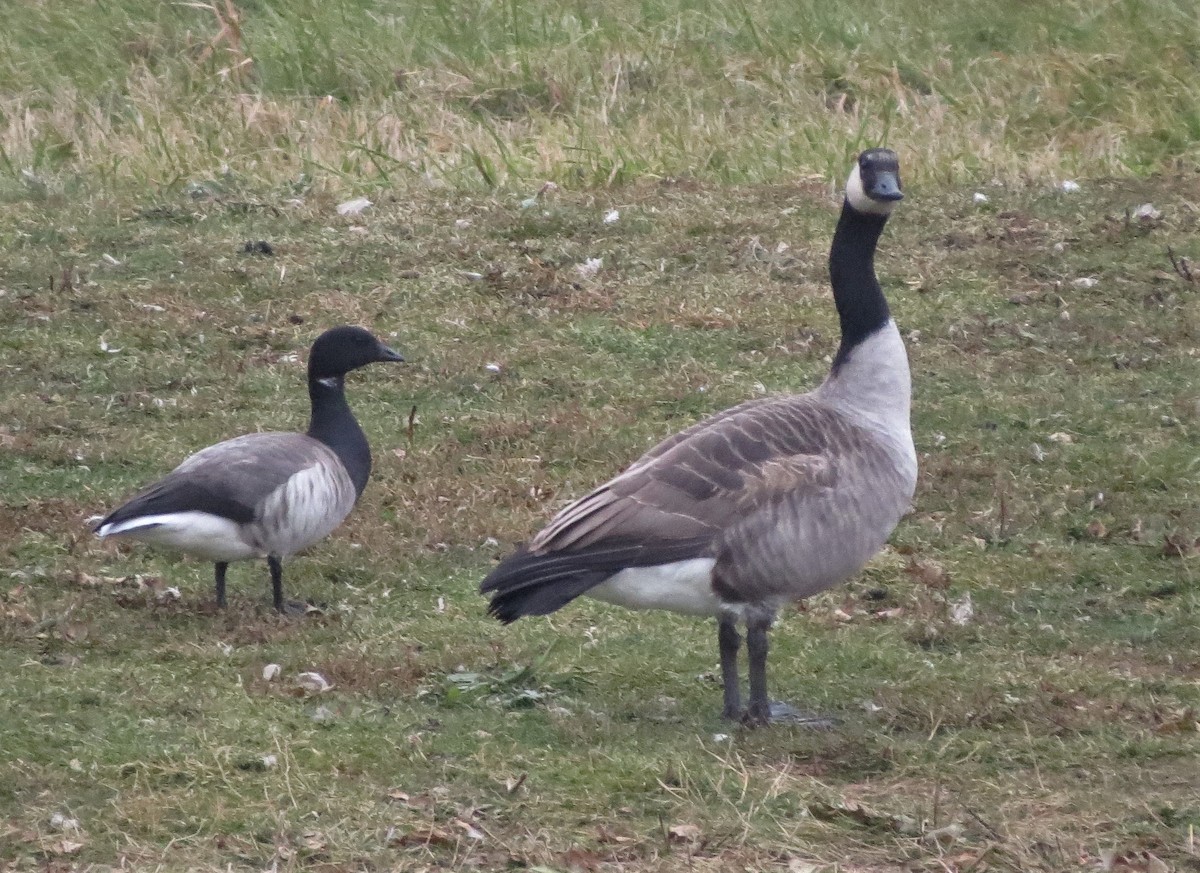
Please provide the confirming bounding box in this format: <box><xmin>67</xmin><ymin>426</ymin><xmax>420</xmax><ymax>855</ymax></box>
<box><xmin>530</xmin><ymin>396</ymin><xmax>844</xmax><ymax>555</ymax></box>
<box><xmin>620</xmin><ymin>396</ymin><xmax>776</xmax><ymax>475</ymax></box>
<box><xmin>481</xmin><ymin>396</ymin><xmax>871</xmax><ymax>622</ymax></box>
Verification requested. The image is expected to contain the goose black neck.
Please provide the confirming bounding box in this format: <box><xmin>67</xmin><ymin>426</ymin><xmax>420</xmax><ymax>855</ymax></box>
<box><xmin>307</xmin><ymin>375</ymin><xmax>371</xmax><ymax>496</ymax></box>
<box><xmin>829</xmin><ymin>202</ymin><xmax>892</xmax><ymax>373</ymax></box>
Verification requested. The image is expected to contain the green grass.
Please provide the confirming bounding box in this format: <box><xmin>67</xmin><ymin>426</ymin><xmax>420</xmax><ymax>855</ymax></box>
<box><xmin>2</xmin><ymin>0</ymin><xmax>1200</xmax><ymax>196</ymax></box>
<box><xmin>3</xmin><ymin>172</ymin><xmax>1199</xmax><ymax>871</ymax></box>
<box><xmin>3</xmin><ymin>2</ymin><xmax>1200</xmax><ymax>871</ymax></box>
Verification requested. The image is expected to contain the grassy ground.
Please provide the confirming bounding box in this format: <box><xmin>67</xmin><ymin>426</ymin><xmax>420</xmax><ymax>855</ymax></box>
<box><xmin>3</xmin><ymin>2</ymin><xmax>1200</xmax><ymax>872</ymax></box>
<box><xmin>3</xmin><ymin>0</ymin><xmax>1200</xmax><ymax>194</ymax></box>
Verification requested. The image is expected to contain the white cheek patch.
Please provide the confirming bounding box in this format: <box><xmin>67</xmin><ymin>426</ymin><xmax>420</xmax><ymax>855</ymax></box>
<box><xmin>845</xmin><ymin>164</ymin><xmax>898</xmax><ymax>216</ymax></box>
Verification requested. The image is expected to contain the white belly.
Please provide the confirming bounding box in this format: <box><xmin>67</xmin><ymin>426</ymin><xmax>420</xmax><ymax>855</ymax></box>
<box><xmin>588</xmin><ymin>558</ymin><xmax>722</xmax><ymax>617</ymax></box>
<box><xmin>96</xmin><ymin>511</ymin><xmax>260</xmax><ymax>562</ymax></box>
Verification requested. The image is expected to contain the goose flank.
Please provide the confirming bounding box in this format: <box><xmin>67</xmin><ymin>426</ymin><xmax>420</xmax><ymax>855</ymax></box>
<box><xmin>94</xmin><ymin>325</ymin><xmax>404</xmax><ymax>613</ymax></box>
<box><xmin>481</xmin><ymin>149</ymin><xmax>915</xmax><ymax>726</ymax></box>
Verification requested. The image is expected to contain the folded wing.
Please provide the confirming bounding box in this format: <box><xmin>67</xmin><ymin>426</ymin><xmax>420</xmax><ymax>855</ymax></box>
<box><xmin>481</xmin><ymin>397</ymin><xmax>848</xmax><ymax>620</ymax></box>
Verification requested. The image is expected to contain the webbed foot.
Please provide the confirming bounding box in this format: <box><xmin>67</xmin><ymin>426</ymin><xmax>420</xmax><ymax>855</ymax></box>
<box><xmin>736</xmin><ymin>700</ymin><xmax>841</xmax><ymax>729</ymax></box>
<box><xmin>277</xmin><ymin>599</ymin><xmax>322</xmax><ymax>617</ymax></box>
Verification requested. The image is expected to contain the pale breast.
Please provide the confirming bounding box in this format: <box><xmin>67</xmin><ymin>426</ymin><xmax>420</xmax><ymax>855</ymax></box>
<box><xmin>249</xmin><ymin>457</ymin><xmax>358</xmax><ymax>557</ymax></box>
<box><xmin>712</xmin><ymin>430</ymin><xmax>914</xmax><ymax>606</ymax></box>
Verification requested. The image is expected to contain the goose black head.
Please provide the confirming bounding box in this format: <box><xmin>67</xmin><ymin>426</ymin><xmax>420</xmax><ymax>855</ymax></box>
<box><xmin>308</xmin><ymin>326</ymin><xmax>404</xmax><ymax>381</ymax></box>
<box><xmin>845</xmin><ymin>148</ymin><xmax>903</xmax><ymax>217</ymax></box>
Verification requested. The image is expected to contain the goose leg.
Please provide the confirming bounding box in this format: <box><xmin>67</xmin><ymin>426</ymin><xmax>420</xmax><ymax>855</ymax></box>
<box><xmin>268</xmin><ymin>556</ymin><xmax>312</xmax><ymax>616</ymax></box>
<box><xmin>745</xmin><ymin>609</ymin><xmax>840</xmax><ymax>729</ymax></box>
<box><xmin>717</xmin><ymin>617</ymin><xmax>742</xmax><ymax>720</ymax></box>
<box><xmin>744</xmin><ymin>613</ymin><xmax>772</xmax><ymax>727</ymax></box>
<box><xmin>214</xmin><ymin>562</ymin><xmax>229</xmax><ymax>608</ymax></box>
<box><xmin>267</xmin><ymin>556</ymin><xmax>285</xmax><ymax>613</ymax></box>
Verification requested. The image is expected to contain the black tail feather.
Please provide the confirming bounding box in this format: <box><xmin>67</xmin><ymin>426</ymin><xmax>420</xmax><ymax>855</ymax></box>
<box><xmin>480</xmin><ymin>537</ymin><xmax>711</xmax><ymax>623</ymax></box>
<box><xmin>486</xmin><ymin>568</ymin><xmax>611</xmax><ymax>623</ymax></box>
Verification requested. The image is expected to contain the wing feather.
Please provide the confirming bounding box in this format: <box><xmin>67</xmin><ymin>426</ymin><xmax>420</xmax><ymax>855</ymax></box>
<box><xmin>482</xmin><ymin>396</ymin><xmax>856</xmax><ymax>618</ymax></box>
<box><xmin>534</xmin><ymin>396</ymin><xmax>844</xmax><ymax>554</ymax></box>
<box><xmin>97</xmin><ymin>433</ymin><xmax>343</xmax><ymax>529</ymax></box>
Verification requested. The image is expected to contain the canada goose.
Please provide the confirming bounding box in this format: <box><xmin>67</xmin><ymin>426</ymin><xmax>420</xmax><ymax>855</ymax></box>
<box><xmin>94</xmin><ymin>326</ymin><xmax>404</xmax><ymax>613</ymax></box>
<box><xmin>481</xmin><ymin>149</ymin><xmax>915</xmax><ymax>725</ymax></box>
